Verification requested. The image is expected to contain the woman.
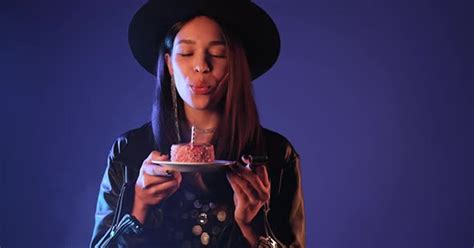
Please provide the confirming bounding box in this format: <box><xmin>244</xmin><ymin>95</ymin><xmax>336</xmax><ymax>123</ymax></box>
<box><xmin>91</xmin><ymin>1</ymin><xmax>305</xmax><ymax>247</ymax></box>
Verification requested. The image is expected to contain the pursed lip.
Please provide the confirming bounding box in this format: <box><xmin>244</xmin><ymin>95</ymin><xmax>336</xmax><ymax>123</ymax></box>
<box><xmin>189</xmin><ymin>85</ymin><xmax>213</xmax><ymax>95</ymax></box>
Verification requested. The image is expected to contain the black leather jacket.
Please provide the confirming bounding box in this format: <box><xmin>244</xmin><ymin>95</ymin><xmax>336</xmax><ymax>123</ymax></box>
<box><xmin>90</xmin><ymin>122</ymin><xmax>305</xmax><ymax>247</ymax></box>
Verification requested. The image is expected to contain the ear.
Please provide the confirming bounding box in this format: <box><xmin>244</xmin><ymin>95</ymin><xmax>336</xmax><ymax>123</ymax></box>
<box><xmin>165</xmin><ymin>53</ymin><xmax>174</xmax><ymax>76</ymax></box>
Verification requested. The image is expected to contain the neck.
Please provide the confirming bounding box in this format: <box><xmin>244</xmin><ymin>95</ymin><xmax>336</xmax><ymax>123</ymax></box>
<box><xmin>183</xmin><ymin>104</ymin><xmax>220</xmax><ymax>142</ymax></box>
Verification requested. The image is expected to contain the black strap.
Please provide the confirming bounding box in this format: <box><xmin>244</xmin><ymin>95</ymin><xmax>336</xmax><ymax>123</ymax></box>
<box><xmin>95</xmin><ymin>163</ymin><xmax>130</xmax><ymax>248</ymax></box>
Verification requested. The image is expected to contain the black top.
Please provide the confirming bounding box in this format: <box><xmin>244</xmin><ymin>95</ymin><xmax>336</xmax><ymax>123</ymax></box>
<box><xmin>90</xmin><ymin>122</ymin><xmax>305</xmax><ymax>247</ymax></box>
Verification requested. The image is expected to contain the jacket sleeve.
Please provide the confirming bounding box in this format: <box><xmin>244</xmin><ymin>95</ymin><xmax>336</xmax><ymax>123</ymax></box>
<box><xmin>90</xmin><ymin>138</ymin><xmax>151</xmax><ymax>247</ymax></box>
<box><xmin>268</xmin><ymin>142</ymin><xmax>306</xmax><ymax>248</ymax></box>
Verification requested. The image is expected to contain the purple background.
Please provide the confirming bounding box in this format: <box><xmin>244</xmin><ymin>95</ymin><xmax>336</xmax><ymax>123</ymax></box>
<box><xmin>1</xmin><ymin>0</ymin><xmax>473</xmax><ymax>247</ymax></box>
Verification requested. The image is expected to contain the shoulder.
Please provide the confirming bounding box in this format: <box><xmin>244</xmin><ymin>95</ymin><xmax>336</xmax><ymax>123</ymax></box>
<box><xmin>108</xmin><ymin>122</ymin><xmax>155</xmax><ymax>165</ymax></box>
<box><xmin>261</xmin><ymin>127</ymin><xmax>300</xmax><ymax>165</ymax></box>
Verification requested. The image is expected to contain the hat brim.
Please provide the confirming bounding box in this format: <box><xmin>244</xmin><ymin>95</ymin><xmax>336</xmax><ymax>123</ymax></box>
<box><xmin>128</xmin><ymin>0</ymin><xmax>280</xmax><ymax>80</ymax></box>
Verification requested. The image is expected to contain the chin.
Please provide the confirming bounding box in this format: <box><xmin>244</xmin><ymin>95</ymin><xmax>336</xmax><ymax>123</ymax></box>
<box><xmin>190</xmin><ymin>103</ymin><xmax>210</xmax><ymax>110</ymax></box>
<box><xmin>187</xmin><ymin>98</ymin><xmax>211</xmax><ymax>110</ymax></box>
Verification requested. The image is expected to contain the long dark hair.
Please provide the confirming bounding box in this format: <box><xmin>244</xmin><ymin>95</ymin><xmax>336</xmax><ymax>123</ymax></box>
<box><xmin>151</xmin><ymin>16</ymin><xmax>264</xmax><ymax>160</ymax></box>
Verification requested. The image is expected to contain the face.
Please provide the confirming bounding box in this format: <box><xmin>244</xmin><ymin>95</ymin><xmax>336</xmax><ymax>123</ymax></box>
<box><xmin>165</xmin><ymin>16</ymin><xmax>229</xmax><ymax>111</ymax></box>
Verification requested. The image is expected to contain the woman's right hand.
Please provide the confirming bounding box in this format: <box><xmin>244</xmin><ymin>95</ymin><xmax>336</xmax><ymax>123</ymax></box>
<box><xmin>132</xmin><ymin>151</ymin><xmax>182</xmax><ymax>224</ymax></box>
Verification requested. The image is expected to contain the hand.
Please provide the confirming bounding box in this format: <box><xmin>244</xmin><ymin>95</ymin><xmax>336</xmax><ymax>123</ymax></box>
<box><xmin>132</xmin><ymin>151</ymin><xmax>182</xmax><ymax>223</ymax></box>
<box><xmin>227</xmin><ymin>164</ymin><xmax>271</xmax><ymax>245</ymax></box>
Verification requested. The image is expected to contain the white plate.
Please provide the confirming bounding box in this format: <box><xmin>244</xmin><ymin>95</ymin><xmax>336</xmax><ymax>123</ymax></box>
<box><xmin>150</xmin><ymin>160</ymin><xmax>236</xmax><ymax>172</ymax></box>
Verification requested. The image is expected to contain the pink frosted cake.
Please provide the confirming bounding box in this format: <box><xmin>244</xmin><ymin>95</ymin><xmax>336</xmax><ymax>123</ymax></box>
<box><xmin>170</xmin><ymin>143</ymin><xmax>215</xmax><ymax>162</ymax></box>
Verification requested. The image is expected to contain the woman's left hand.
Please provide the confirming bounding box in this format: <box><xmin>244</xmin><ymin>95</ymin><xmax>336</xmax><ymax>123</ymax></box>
<box><xmin>227</xmin><ymin>164</ymin><xmax>271</xmax><ymax>245</ymax></box>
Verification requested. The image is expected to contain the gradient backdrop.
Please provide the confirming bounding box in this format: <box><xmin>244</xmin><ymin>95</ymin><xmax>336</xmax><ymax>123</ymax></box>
<box><xmin>1</xmin><ymin>0</ymin><xmax>473</xmax><ymax>247</ymax></box>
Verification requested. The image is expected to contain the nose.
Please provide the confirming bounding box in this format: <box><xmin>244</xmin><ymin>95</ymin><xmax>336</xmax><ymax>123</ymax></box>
<box><xmin>193</xmin><ymin>55</ymin><xmax>211</xmax><ymax>73</ymax></box>
<box><xmin>194</xmin><ymin>64</ymin><xmax>210</xmax><ymax>73</ymax></box>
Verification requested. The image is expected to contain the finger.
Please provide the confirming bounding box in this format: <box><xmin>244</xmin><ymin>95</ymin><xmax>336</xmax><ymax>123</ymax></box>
<box><xmin>255</xmin><ymin>165</ymin><xmax>271</xmax><ymax>189</ymax></box>
<box><xmin>149</xmin><ymin>178</ymin><xmax>181</xmax><ymax>196</ymax></box>
<box><xmin>142</xmin><ymin>163</ymin><xmax>174</xmax><ymax>177</ymax></box>
<box><xmin>144</xmin><ymin>170</ymin><xmax>181</xmax><ymax>186</ymax></box>
<box><xmin>140</xmin><ymin>174</ymin><xmax>174</xmax><ymax>189</ymax></box>
<box><xmin>144</xmin><ymin>151</ymin><xmax>161</xmax><ymax>161</ymax></box>
<box><xmin>227</xmin><ymin>172</ymin><xmax>260</xmax><ymax>204</ymax></box>
<box><xmin>228</xmin><ymin>163</ymin><xmax>243</xmax><ymax>176</ymax></box>
<box><xmin>226</xmin><ymin>173</ymin><xmax>249</xmax><ymax>202</ymax></box>
<box><xmin>144</xmin><ymin>151</ymin><xmax>169</xmax><ymax>164</ymax></box>
<box><xmin>170</xmin><ymin>170</ymin><xmax>182</xmax><ymax>185</ymax></box>
<box><xmin>151</xmin><ymin>152</ymin><xmax>169</xmax><ymax>162</ymax></box>
<box><xmin>238</xmin><ymin>167</ymin><xmax>269</xmax><ymax>201</ymax></box>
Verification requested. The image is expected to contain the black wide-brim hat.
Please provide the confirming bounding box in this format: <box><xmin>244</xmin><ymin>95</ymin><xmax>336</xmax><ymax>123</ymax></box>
<box><xmin>128</xmin><ymin>0</ymin><xmax>280</xmax><ymax>80</ymax></box>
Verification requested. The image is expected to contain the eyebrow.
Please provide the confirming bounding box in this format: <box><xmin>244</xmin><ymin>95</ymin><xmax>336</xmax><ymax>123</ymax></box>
<box><xmin>175</xmin><ymin>39</ymin><xmax>226</xmax><ymax>46</ymax></box>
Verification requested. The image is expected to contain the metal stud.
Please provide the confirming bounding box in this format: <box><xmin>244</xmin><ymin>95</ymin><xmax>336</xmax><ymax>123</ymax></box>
<box><xmin>192</xmin><ymin>225</ymin><xmax>203</xmax><ymax>236</ymax></box>
<box><xmin>197</xmin><ymin>213</ymin><xmax>208</xmax><ymax>225</ymax></box>
<box><xmin>200</xmin><ymin>232</ymin><xmax>210</xmax><ymax>245</ymax></box>
<box><xmin>194</xmin><ymin>199</ymin><xmax>202</xmax><ymax>209</ymax></box>
<box><xmin>217</xmin><ymin>210</ymin><xmax>227</xmax><ymax>222</ymax></box>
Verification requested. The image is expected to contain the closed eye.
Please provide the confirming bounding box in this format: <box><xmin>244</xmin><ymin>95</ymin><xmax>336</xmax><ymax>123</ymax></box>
<box><xmin>210</xmin><ymin>54</ymin><xmax>227</xmax><ymax>58</ymax></box>
<box><xmin>178</xmin><ymin>53</ymin><xmax>193</xmax><ymax>57</ymax></box>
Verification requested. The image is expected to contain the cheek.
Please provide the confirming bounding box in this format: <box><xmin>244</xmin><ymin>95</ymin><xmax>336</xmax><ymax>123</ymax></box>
<box><xmin>172</xmin><ymin>71</ymin><xmax>191</xmax><ymax>102</ymax></box>
<box><xmin>213</xmin><ymin>80</ymin><xmax>228</xmax><ymax>101</ymax></box>
<box><xmin>175</xmin><ymin>81</ymin><xmax>190</xmax><ymax>102</ymax></box>
<box><xmin>172</xmin><ymin>63</ymin><xmax>190</xmax><ymax>90</ymax></box>
<box><xmin>213</xmin><ymin>61</ymin><xmax>228</xmax><ymax>79</ymax></box>
<box><xmin>171</xmin><ymin>59</ymin><xmax>188</xmax><ymax>77</ymax></box>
